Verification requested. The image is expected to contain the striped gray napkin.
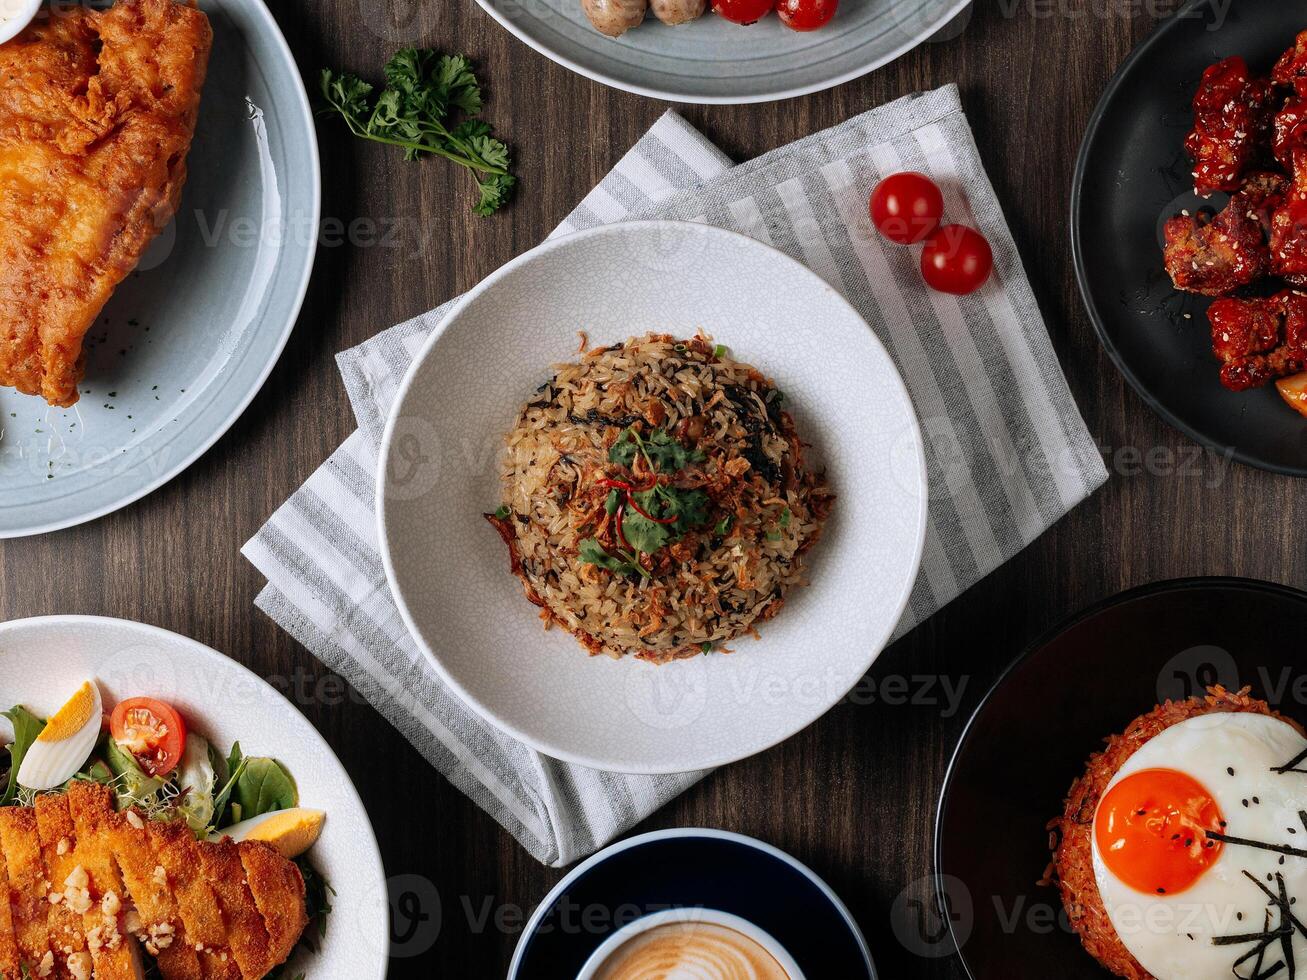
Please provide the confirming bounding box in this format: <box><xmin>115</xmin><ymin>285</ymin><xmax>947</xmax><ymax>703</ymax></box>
<box><xmin>244</xmin><ymin>88</ymin><xmax>1108</xmax><ymax>867</ymax></box>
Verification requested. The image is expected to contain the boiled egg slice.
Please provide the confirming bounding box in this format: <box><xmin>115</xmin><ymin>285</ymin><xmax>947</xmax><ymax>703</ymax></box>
<box><xmin>213</xmin><ymin>807</ymin><xmax>325</xmax><ymax>859</ymax></box>
<box><xmin>16</xmin><ymin>681</ymin><xmax>103</xmax><ymax>791</ymax></box>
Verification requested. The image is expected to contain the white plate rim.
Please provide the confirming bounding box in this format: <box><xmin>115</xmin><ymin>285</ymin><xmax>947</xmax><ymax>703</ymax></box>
<box><xmin>0</xmin><ymin>614</ymin><xmax>389</xmax><ymax>980</ymax></box>
<box><xmin>471</xmin><ymin>0</ymin><xmax>974</xmax><ymax>105</ymax></box>
<box><xmin>0</xmin><ymin>0</ymin><xmax>322</xmax><ymax>539</ymax></box>
<box><xmin>506</xmin><ymin>827</ymin><xmax>878</xmax><ymax>977</ymax></box>
<box><xmin>376</xmin><ymin>219</ymin><xmax>929</xmax><ymax>774</ymax></box>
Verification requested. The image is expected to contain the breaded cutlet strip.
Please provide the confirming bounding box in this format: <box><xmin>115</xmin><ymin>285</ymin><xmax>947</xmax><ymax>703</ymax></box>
<box><xmin>145</xmin><ymin>820</ymin><xmax>241</xmax><ymax>980</ymax></box>
<box><xmin>237</xmin><ymin>841</ymin><xmax>308</xmax><ymax>963</ymax></box>
<box><xmin>64</xmin><ymin>783</ymin><xmax>146</xmax><ymax>980</ymax></box>
<box><xmin>102</xmin><ymin>805</ymin><xmax>204</xmax><ymax>979</ymax></box>
<box><xmin>0</xmin><ymin>825</ymin><xmax>23</xmax><ymax>979</ymax></box>
<box><xmin>0</xmin><ymin>0</ymin><xmax>212</xmax><ymax>406</ymax></box>
<box><xmin>0</xmin><ymin>807</ymin><xmax>54</xmax><ymax>976</ymax></box>
<box><xmin>33</xmin><ymin>793</ymin><xmax>91</xmax><ymax>979</ymax></box>
<box><xmin>195</xmin><ymin>840</ymin><xmax>277</xmax><ymax>980</ymax></box>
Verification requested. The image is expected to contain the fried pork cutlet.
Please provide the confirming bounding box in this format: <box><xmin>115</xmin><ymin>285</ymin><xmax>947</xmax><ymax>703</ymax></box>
<box><xmin>0</xmin><ymin>806</ymin><xmax>55</xmax><ymax>977</ymax></box>
<box><xmin>0</xmin><ymin>0</ymin><xmax>212</xmax><ymax>407</ymax></box>
<box><xmin>0</xmin><ymin>784</ymin><xmax>310</xmax><ymax>980</ymax></box>
<box><xmin>33</xmin><ymin>793</ymin><xmax>92</xmax><ymax>980</ymax></box>
<box><xmin>1208</xmin><ymin>289</ymin><xmax>1307</xmax><ymax>391</ymax></box>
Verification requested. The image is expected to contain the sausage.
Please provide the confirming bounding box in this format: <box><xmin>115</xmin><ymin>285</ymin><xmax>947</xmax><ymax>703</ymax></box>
<box><xmin>650</xmin><ymin>0</ymin><xmax>705</xmax><ymax>24</ymax></box>
<box><xmin>581</xmin><ymin>0</ymin><xmax>649</xmax><ymax>36</ymax></box>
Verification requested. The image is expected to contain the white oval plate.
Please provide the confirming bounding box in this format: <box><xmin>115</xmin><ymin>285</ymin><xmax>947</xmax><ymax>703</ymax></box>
<box><xmin>0</xmin><ymin>616</ymin><xmax>388</xmax><ymax>979</ymax></box>
<box><xmin>474</xmin><ymin>0</ymin><xmax>973</xmax><ymax>104</ymax></box>
<box><xmin>377</xmin><ymin>221</ymin><xmax>928</xmax><ymax>774</ymax></box>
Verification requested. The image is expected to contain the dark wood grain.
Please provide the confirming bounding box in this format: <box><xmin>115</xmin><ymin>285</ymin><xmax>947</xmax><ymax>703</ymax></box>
<box><xmin>5</xmin><ymin>0</ymin><xmax>1306</xmax><ymax>976</ymax></box>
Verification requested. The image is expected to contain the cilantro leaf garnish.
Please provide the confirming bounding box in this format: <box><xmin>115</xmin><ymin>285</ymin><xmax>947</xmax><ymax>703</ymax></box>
<box><xmin>319</xmin><ymin>49</ymin><xmax>516</xmax><ymax>215</ymax></box>
<box><xmin>578</xmin><ymin>538</ymin><xmax>650</xmax><ymax>581</ymax></box>
<box><xmin>608</xmin><ymin>426</ymin><xmax>705</xmax><ymax>473</ymax></box>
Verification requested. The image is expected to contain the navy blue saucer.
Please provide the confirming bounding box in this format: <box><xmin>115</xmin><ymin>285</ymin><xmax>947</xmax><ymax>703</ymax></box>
<box><xmin>509</xmin><ymin>829</ymin><xmax>876</xmax><ymax>979</ymax></box>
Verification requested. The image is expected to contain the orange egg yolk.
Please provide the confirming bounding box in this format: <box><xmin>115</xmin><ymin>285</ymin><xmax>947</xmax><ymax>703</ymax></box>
<box><xmin>1095</xmin><ymin>768</ymin><xmax>1225</xmax><ymax>896</ymax></box>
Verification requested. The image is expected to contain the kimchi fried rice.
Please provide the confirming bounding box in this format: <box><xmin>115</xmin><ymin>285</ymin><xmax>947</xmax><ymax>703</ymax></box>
<box><xmin>1044</xmin><ymin>686</ymin><xmax>1305</xmax><ymax>979</ymax></box>
<box><xmin>485</xmin><ymin>333</ymin><xmax>835</xmax><ymax>664</ymax></box>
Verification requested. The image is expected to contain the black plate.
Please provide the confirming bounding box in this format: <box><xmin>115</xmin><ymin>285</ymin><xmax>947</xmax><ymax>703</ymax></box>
<box><xmin>1072</xmin><ymin>0</ymin><xmax>1307</xmax><ymax>475</ymax></box>
<box><xmin>508</xmin><ymin>829</ymin><xmax>876</xmax><ymax>979</ymax></box>
<box><xmin>935</xmin><ymin>577</ymin><xmax>1307</xmax><ymax>977</ymax></box>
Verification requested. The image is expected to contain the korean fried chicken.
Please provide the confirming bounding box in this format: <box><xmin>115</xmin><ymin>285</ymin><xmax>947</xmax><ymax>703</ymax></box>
<box><xmin>1208</xmin><ymin>290</ymin><xmax>1307</xmax><ymax>391</ymax></box>
<box><xmin>0</xmin><ymin>0</ymin><xmax>211</xmax><ymax>407</ymax></box>
<box><xmin>1163</xmin><ymin>171</ymin><xmax>1285</xmax><ymax>295</ymax></box>
<box><xmin>0</xmin><ymin>782</ymin><xmax>308</xmax><ymax>980</ymax></box>
<box><xmin>1161</xmin><ymin>31</ymin><xmax>1307</xmax><ymax>408</ymax></box>
<box><xmin>1185</xmin><ymin>56</ymin><xmax>1276</xmax><ymax>197</ymax></box>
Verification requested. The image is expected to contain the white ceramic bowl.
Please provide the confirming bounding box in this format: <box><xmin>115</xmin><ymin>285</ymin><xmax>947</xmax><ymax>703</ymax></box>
<box><xmin>378</xmin><ymin>220</ymin><xmax>928</xmax><ymax>774</ymax></box>
<box><xmin>576</xmin><ymin>907</ymin><xmax>806</xmax><ymax>979</ymax></box>
<box><xmin>0</xmin><ymin>0</ymin><xmax>40</xmax><ymax>45</ymax></box>
<box><xmin>0</xmin><ymin>616</ymin><xmax>390</xmax><ymax>979</ymax></box>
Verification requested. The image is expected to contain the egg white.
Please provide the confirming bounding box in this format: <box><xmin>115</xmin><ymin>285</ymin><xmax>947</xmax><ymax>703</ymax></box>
<box><xmin>15</xmin><ymin>681</ymin><xmax>103</xmax><ymax>791</ymax></box>
<box><xmin>1093</xmin><ymin>712</ymin><xmax>1307</xmax><ymax>979</ymax></box>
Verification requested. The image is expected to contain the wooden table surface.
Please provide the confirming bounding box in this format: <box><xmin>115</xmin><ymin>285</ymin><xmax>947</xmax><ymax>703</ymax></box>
<box><xmin>5</xmin><ymin>0</ymin><xmax>1307</xmax><ymax>976</ymax></box>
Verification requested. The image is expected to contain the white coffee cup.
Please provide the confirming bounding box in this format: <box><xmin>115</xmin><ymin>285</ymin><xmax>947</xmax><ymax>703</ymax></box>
<box><xmin>576</xmin><ymin>907</ymin><xmax>807</xmax><ymax>980</ymax></box>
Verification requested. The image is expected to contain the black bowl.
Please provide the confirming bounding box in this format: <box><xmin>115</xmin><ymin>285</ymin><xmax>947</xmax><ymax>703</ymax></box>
<box><xmin>509</xmin><ymin>829</ymin><xmax>876</xmax><ymax>978</ymax></box>
<box><xmin>1072</xmin><ymin>0</ymin><xmax>1307</xmax><ymax>475</ymax></box>
<box><xmin>934</xmin><ymin>577</ymin><xmax>1307</xmax><ymax>977</ymax></box>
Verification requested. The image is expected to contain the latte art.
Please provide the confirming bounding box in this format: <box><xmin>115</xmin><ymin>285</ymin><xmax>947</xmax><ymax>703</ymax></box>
<box><xmin>593</xmin><ymin>921</ymin><xmax>792</xmax><ymax>980</ymax></box>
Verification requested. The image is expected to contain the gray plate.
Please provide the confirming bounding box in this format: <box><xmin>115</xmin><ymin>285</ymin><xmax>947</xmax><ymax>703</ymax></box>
<box><xmin>476</xmin><ymin>0</ymin><xmax>973</xmax><ymax>103</ymax></box>
<box><xmin>0</xmin><ymin>0</ymin><xmax>320</xmax><ymax>537</ymax></box>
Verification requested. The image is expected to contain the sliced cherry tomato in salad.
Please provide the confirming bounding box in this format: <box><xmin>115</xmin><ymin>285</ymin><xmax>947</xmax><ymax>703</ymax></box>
<box><xmin>870</xmin><ymin>172</ymin><xmax>944</xmax><ymax>245</ymax></box>
<box><xmin>920</xmin><ymin>224</ymin><xmax>993</xmax><ymax>295</ymax></box>
<box><xmin>776</xmin><ymin>0</ymin><xmax>837</xmax><ymax>30</ymax></box>
<box><xmin>110</xmin><ymin>697</ymin><xmax>188</xmax><ymax>778</ymax></box>
<box><xmin>713</xmin><ymin>0</ymin><xmax>773</xmax><ymax>25</ymax></box>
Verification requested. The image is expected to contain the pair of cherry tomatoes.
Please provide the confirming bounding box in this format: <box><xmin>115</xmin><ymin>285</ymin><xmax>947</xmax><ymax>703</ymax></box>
<box><xmin>869</xmin><ymin>171</ymin><xmax>993</xmax><ymax>296</ymax></box>
<box><xmin>713</xmin><ymin>0</ymin><xmax>837</xmax><ymax>30</ymax></box>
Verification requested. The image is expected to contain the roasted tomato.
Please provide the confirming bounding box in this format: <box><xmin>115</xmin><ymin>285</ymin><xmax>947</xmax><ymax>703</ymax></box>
<box><xmin>776</xmin><ymin>0</ymin><xmax>837</xmax><ymax>30</ymax></box>
<box><xmin>712</xmin><ymin>0</ymin><xmax>773</xmax><ymax>25</ymax></box>
<box><xmin>110</xmin><ymin>697</ymin><xmax>188</xmax><ymax>777</ymax></box>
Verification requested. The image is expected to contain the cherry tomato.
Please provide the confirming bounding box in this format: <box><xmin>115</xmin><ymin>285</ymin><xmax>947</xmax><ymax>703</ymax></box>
<box><xmin>869</xmin><ymin>172</ymin><xmax>944</xmax><ymax>245</ymax></box>
<box><xmin>920</xmin><ymin>224</ymin><xmax>993</xmax><ymax>295</ymax></box>
<box><xmin>713</xmin><ymin>0</ymin><xmax>773</xmax><ymax>25</ymax></box>
<box><xmin>776</xmin><ymin>0</ymin><xmax>837</xmax><ymax>30</ymax></box>
<box><xmin>110</xmin><ymin>697</ymin><xmax>188</xmax><ymax>778</ymax></box>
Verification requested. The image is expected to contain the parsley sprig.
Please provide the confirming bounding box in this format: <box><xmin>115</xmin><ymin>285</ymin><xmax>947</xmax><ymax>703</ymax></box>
<box><xmin>319</xmin><ymin>49</ymin><xmax>516</xmax><ymax>215</ymax></box>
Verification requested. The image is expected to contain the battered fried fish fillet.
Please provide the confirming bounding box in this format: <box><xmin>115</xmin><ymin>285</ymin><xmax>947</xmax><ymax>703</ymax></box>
<box><xmin>0</xmin><ymin>0</ymin><xmax>212</xmax><ymax>407</ymax></box>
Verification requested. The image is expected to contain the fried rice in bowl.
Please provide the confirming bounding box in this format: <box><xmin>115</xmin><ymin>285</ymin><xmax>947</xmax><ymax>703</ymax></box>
<box><xmin>485</xmin><ymin>333</ymin><xmax>835</xmax><ymax>664</ymax></box>
<box><xmin>375</xmin><ymin>220</ymin><xmax>926</xmax><ymax>773</ymax></box>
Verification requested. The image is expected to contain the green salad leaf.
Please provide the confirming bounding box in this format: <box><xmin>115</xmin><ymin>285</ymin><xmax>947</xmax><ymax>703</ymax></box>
<box><xmin>0</xmin><ymin>706</ymin><xmax>45</xmax><ymax>806</ymax></box>
<box><xmin>101</xmin><ymin>735</ymin><xmax>165</xmax><ymax>807</ymax></box>
<box><xmin>233</xmin><ymin>757</ymin><xmax>299</xmax><ymax>821</ymax></box>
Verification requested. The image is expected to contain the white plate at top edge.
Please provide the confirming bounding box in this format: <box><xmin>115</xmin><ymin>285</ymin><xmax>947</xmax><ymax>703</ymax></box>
<box><xmin>474</xmin><ymin>0</ymin><xmax>974</xmax><ymax>104</ymax></box>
